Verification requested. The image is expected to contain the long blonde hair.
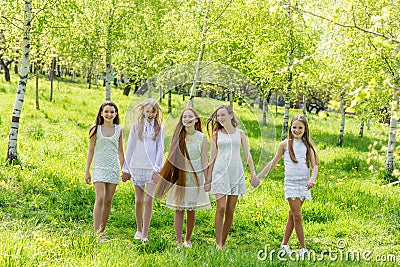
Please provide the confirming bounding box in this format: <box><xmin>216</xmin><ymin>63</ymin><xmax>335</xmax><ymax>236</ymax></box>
<box><xmin>135</xmin><ymin>98</ymin><xmax>163</xmax><ymax>141</ymax></box>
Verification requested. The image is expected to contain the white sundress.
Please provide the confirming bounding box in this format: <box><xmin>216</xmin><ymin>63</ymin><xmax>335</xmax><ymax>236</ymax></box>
<box><xmin>92</xmin><ymin>124</ymin><xmax>122</xmax><ymax>185</ymax></box>
<box><xmin>283</xmin><ymin>139</ymin><xmax>312</xmax><ymax>201</ymax></box>
<box><xmin>209</xmin><ymin>129</ymin><xmax>246</xmax><ymax>196</ymax></box>
<box><xmin>166</xmin><ymin>131</ymin><xmax>211</xmax><ymax>210</ymax></box>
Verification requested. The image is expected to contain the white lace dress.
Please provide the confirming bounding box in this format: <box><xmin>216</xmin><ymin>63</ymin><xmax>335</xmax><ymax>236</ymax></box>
<box><xmin>166</xmin><ymin>131</ymin><xmax>211</xmax><ymax>210</ymax></box>
<box><xmin>209</xmin><ymin>129</ymin><xmax>246</xmax><ymax>196</ymax></box>
<box><xmin>92</xmin><ymin>125</ymin><xmax>122</xmax><ymax>185</ymax></box>
<box><xmin>283</xmin><ymin>139</ymin><xmax>312</xmax><ymax>201</ymax></box>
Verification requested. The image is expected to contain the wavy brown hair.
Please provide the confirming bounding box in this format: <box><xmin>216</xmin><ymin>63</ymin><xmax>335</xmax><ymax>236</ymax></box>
<box><xmin>287</xmin><ymin>115</ymin><xmax>319</xmax><ymax>168</ymax></box>
<box><xmin>156</xmin><ymin>108</ymin><xmax>202</xmax><ymax>202</ymax></box>
<box><xmin>89</xmin><ymin>101</ymin><xmax>120</xmax><ymax>139</ymax></box>
<box><xmin>135</xmin><ymin>98</ymin><xmax>163</xmax><ymax>141</ymax></box>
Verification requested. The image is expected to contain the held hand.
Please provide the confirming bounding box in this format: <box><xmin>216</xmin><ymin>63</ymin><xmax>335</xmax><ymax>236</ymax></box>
<box><xmin>85</xmin><ymin>172</ymin><xmax>92</xmax><ymax>185</ymax></box>
<box><xmin>152</xmin><ymin>172</ymin><xmax>161</xmax><ymax>183</ymax></box>
<box><xmin>250</xmin><ymin>176</ymin><xmax>260</xmax><ymax>188</ymax></box>
<box><xmin>204</xmin><ymin>181</ymin><xmax>211</xmax><ymax>192</ymax></box>
<box><xmin>306</xmin><ymin>179</ymin><xmax>315</xmax><ymax>189</ymax></box>
<box><xmin>121</xmin><ymin>172</ymin><xmax>131</xmax><ymax>182</ymax></box>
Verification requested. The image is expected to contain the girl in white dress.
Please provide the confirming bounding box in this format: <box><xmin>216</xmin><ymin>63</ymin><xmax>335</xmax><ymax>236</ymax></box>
<box><xmin>205</xmin><ymin>104</ymin><xmax>256</xmax><ymax>250</ymax></box>
<box><xmin>85</xmin><ymin>101</ymin><xmax>126</xmax><ymax>242</ymax></box>
<box><xmin>122</xmin><ymin>98</ymin><xmax>164</xmax><ymax>243</ymax></box>
<box><xmin>156</xmin><ymin>108</ymin><xmax>210</xmax><ymax>248</ymax></box>
<box><xmin>252</xmin><ymin>115</ymin><xmax>319</xmax><ymax>257</ymax></box>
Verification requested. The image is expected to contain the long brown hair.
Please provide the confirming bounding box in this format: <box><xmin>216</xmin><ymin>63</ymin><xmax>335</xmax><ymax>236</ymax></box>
<box><xmin>89</xmin><ymin>101</ymin><xmax>120</xmax><ymax>139</ymax></box>
<box><xmin>156</xmin><ymin>108</ymin><xmax>202</xmax><ymax>202</ymax></box>
<box><xmin>135</xmin><ymin>98</ymin><xmax>163</xmax><ymax>141</ymax></box>
<box><xmin>287</xmin><ymin>115</ymin><xmax>319</xmax><ymax>168</ymax></box>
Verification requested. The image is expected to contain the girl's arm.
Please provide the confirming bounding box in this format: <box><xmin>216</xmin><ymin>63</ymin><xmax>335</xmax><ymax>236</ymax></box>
<box><xmin>205</xmin><ymin>132</ymin><xmax>217</xmax><ymax>192</ymax></box>
<box><xmin>252</xmin><ymin>140</ymin><xmax>286</xmax><ymax>187</ymax></box>
<box><xmin>154</xmin><ymin>126</ymin><xmax>165</xmax><ymax>173</ymax></box>
<box><xmin>200</xmin><ymin>135</ymin><xmax>209</xmax><ymax>184</ymax></box>
<box><xmin>123</xmin><ymin>124</ymin><xmax>137</xmax><ymax>174</ymax></box>
<box><xmin>118</xmin><ymin>127</ymin><xmax>130</xmax><ymax>182</ymax></box>
<box><xmin>239</xmin><ymin>130</ymin><xmax>256</xmax><ymax>179</ymax></box>
<box><xmin>85</xmin><ymin>129</ymin><xmax>96</xmax><ymax>185</ymax></box>
<box><xmin>306</xmin><ymin>151</ymin><xmax>318</xmax><ymax>189</ymax></box>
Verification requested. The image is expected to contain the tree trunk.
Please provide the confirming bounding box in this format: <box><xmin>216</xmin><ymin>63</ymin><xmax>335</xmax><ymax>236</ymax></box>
<box><xmin>303</xmin><ymin>94</ymin><xmax>307</xmax><ymax>118</ymax></box>
<box><xmin>168</xmin><ymin>90</ymin><xmax>172</xmax><ymax>113</ymax></box>
<box><xmin>123</xmin><ymin>79</ymin><xmax>131</xmax><ymax>96</ymax></box>
<box><xmin>188</xmin><ymin>1</ymin><xmax>210</xmax><ymax>108</ymax></box>
<box><xmin>262</xmin><ymin>98</ymin><xmax>268</xmax><ymax>126</ymax></box>
<box><xmin>14</xmin><ymin>61</ymin><xmax>18</xmax><ymax>74</ymax></box>
<box><xmin>1</xmin><ymin>60</ymin><xmax>11</xmax><ymax>82</ymax></box>
<box><xmin>359</xmin><ymin>120</ymin><xmax>364</xmax><ymax>138</ymax></box>
<box><xmin>385</xmin><ymin>78</ymin><xmax>399</xmax><ymax>172</ymax></box>
<box><xmin>281</xmin><ymin>72</ymin><xmax>292</xmax><ymax>140</ymax></box>
<box><xmin>147</xmin><ymin>80</ymin><xmax>152</xmax><ymax>98</ymax></box>
<box><xmin>338</xmin><ymin>89</ymin><xmax>346</xmax><ymax>146</ymax></box>
<box><xmin>50</xmin><ymin>57</ymin><xmax>56</xmax><ymax>101</ymax></box>
<box><xmin>35</xmin><ymin>64</ymin><xmax>39</xmax><ymax>110</ymax></box>
<box><xmin>229</xmin><ymin>91</ymin><xmax>233</xmax><ymax>108</ymax></box>
<box><xmin>7</xmin><ymin>1</ymin><xmax>32</xmax><ymax>163</ymax></box>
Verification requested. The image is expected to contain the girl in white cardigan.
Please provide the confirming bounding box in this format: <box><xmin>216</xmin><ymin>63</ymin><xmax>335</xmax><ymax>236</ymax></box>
<box><xmin>122</xmin><ymin>98</ymin><xmax>164</xmax><ymax>243</ymax></box>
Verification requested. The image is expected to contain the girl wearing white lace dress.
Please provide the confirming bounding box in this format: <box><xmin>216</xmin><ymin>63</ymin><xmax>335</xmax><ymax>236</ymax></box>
<box><xmin>85</xmin><ymin>101</ymin><xmax>126</xmax><ymax>242</ymax></box>
<box><xmin>251</xmin><ymin>115</ymin><xmax>319</xmax><ymax>257</ymax></box>
<box><xmin>205</xmin><ymin>105</ymin><xmax>256</xmax><ymax>250</ymax></box>
<box><xmin>156</xmin><ymin>108</ymin><xmax>210</xmax><ymax>248</ymax></box>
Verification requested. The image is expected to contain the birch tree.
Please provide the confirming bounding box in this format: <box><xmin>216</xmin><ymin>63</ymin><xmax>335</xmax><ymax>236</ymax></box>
<box><xmin>7</xmin><ymin>0</ymin><xmax>32</xmax><ymax>163</ymax></box>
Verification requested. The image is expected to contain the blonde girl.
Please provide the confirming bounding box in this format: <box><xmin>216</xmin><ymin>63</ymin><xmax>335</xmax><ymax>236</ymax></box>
<box><xmin>156</xmin><ymin>108</ymin><xmax>211</xmax><ymax>248</ymax></box>
<box><xmin>122</xmin><ymin>98</ymin><xmax>164</xmax><ymax>243</ymax></box>
<box><xmin>85</xmin><ymin>101</ymin><xmax>126</xmax><ymax>242</ymax></box>
<box><xmin>206</xmin><ymin>104</ymin><xmax>256</xmax><ymax>249</ymax></box>
<box><xmin>251</xmin><ymin>115</ymin><xmax>319</xmax><ymax>257</ymax></box>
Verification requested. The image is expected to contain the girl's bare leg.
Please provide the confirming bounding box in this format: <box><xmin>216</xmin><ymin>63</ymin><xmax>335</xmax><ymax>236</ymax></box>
<box><xmin>174</xmin><ymin>210</ymin><xmax>184</xmax><ymax>246</ymax></box>
<box><xmin>185</xmin><ymin>210</ymin><xmax>196</xmax><ymax>244</ymax></box>
<box><xmin>221</xmin><ymin>195</ymin><xmax>238</xmax><ymax>247</ymax></box>
<box><xmin>215</xmin><ymin>194</ymin><xmax>226</xmax><ymax>249</ymax></box>
<box><xmin>141</xmin><ymin>183</ymin><xmax>156</xmax><ymax>240</ymax></box>
<box><xmin>287</xmin><ymin>198</ymin><xmax>305</xmax><ymax>248</ymax></box>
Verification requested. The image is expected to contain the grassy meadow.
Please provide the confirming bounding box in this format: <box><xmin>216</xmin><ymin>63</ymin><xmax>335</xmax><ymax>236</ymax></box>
<box><xmin>0</xmin><ymin>73</ymin><xmax>399</xmax><ymax>266</ymax></box>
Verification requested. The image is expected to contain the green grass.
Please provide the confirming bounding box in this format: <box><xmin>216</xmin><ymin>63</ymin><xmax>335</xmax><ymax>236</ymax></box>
<box><xmin>0</xmin><ymin>73</ymin><xmax>399</xmax><ymax>266</ymax></box>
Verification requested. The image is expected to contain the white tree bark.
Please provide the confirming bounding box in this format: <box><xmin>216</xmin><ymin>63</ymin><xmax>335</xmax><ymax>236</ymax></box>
<box><xmin>303</xmin><ymin>94</ymin><xmax>307</xmax><ymax>118</ymax></box>
<box><xmin>7</xmin><ymin>1</ymin><xmax>32</xmax><ymax>163</ymax></box>
<box><xmin>188</xmin><ymin>1</ymin><xmax>210</xmax><ymax>108</ymax></box>
<box><xmin>338</xmin><ymin>89</ymin><xmax>346</xmax><ymax>145</ymax></box>
<box><xmin>385</xmin><ymin>79</ymin><xmax>399</xmax><ymax>172</ymax></box>
<box><xmin>105</xmin><ymin>50</ymin><xmax>112</xmax><ymax>101</ymax></box>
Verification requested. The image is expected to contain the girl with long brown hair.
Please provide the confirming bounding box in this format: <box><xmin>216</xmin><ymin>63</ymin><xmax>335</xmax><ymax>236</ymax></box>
<box><xmin>156</xmin><ymin>108</ymin><xmax>210</xmax><ymax>248</ymax></box>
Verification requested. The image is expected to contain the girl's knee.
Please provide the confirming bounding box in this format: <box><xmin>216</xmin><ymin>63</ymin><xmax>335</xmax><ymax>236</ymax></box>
<box><xmin>292</xmin><ymin>211</ymin><xmax>302</xmax><ymax>222</ymax></box>
<box><xmin>216</xmin><ymin>204</ymin><xmax>226</xmax><ymax>214</ymax></box>
<box><xmin>144</xmin><ymin>196</ymin><xmax>154</xmax><ymax>206</ymax></box>
<box><xmin>95</xmin><ymin>195</ymin><xmax>105</xmax><ymax>206</ymax></box>
<box><xmin>135</xmin><ymin>198</ymin><xmax>144</xmax><ymax>206</ymax></box>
